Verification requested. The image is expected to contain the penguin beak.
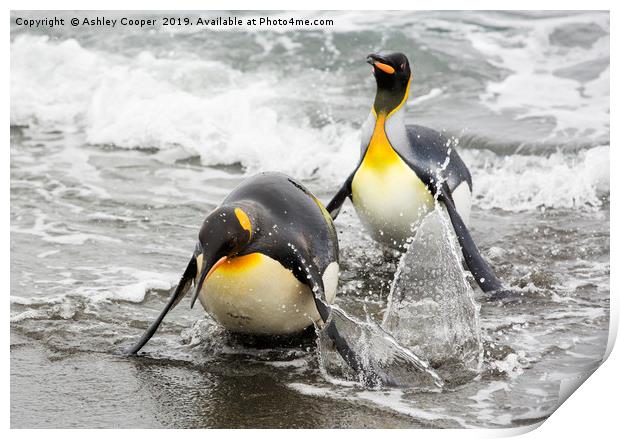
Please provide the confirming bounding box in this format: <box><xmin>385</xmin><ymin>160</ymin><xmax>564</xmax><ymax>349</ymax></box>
<box><xmin>190</xmin><ymin>251</ymin><xmax>228</xmax><ymax>309</ymax></box>
<box><xmin>367</xmin><ymin>54</ymin><xmax>395</xmax><ymax>75</ymax></box>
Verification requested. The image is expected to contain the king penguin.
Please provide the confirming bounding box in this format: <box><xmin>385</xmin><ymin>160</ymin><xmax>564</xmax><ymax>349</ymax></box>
<box><xmin>326</xmin><ymin>52</ymin><xmax>504</xmax><ymax>293</ymax></box>
<box><xmin>126</xmin><ymin>172</ymin><xmax>367</xmax><ymax>374</ymax></box>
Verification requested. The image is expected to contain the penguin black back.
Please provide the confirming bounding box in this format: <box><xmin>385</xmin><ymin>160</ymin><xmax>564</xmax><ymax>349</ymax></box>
<box><xmin>224</xmin><ymin>172</ymin><xmax>339</xmax><ymax>283</ymax></box>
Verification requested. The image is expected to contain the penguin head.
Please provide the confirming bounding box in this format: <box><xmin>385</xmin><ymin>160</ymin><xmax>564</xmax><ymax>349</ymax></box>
<box><xmin>367</xmin><ymin>52</ymin><xmax>412</xmax><ymax>115</ymax></box>
<box><xmin>190</xmin><ymin>204</ymin><xmax>254</xmax><ymax>307</ymax></box>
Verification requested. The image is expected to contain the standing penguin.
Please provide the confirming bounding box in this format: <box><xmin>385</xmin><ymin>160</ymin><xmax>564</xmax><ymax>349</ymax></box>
<box><xmin>126</xmin><ymin>172</ymin><xmax>408</xmax><ymax>377</ymax></box>
<box><xmin>327</xmin><ymin>52</ymin><xmax>504</xmax><ymax>293</ymax></box>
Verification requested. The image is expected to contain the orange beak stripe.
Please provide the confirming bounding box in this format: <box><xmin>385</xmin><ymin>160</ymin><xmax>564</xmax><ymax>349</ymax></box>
<box><xmin>374</xmin><ymin>61</ymin><xmax>395</xmax><ymax>74</ymax></box>
<box><xmin>205</xmin><ymin>256</ymin><xmax>228</xmax><ymax>282</ymax></box>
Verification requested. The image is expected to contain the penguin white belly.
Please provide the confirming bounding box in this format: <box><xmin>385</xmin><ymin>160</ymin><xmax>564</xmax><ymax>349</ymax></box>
<box><xmin>352</xmin><ymin>161</ymin><xmax>434</xmax><ymax>246</ymax></box>
<box><xmin>196</xmin><ymin>253</ymin><xmax>337</xmax><ymax>335</ymax></box>
<box><xmin>351</xmin><ymin>113</ymin><xmax>435</xmax><ymax>246</ymax></box>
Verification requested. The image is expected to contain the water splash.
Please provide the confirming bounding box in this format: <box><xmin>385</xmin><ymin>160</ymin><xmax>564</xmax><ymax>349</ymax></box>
<box><xmin>317</xmin><ymin>306</ymin><xmax>444</xmax><ymax>390</ymax></box>
<box><xmin>383</xmin><ymin>207</ymin><xmax>483</xmax><ymax>385</ymax></box>
<box><xmin>316</xmin><ymin>206</ymin><xmax>484</xmax><ymax>389</ymax></box>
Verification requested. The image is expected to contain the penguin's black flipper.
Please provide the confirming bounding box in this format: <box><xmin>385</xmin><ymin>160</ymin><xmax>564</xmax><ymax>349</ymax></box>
<box><xmin>301</xmin><ymin>261</ymin><xmax>364</xmax><ymax>373</ymax></box>
<box><xmin>314</xmin><ymin>296</ymin><xmax>366</xmax><ymax>374</ymax></box>
<box><xmin>125</xmin><ymin>255</ymin><xmax>198</xmax><ymax>355</ymax></box>
<box><xmin>439</xmin><ymin>185</ymin><xmax>503</xmax><ymax>293</ymax></box>
<box><xmin>326</xmin><ymin>171</ymin><xmax>355</xmax><ymax>220</ymax></box>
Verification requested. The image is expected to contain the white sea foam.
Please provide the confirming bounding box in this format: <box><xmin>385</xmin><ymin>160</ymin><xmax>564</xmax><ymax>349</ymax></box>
<box><xmin>264</xmin><ymin>358</ymin><xmax>308</xmax><ymax>369</ymax></box>
<box><xmin>468</xmin><ymin>12</ymin><xmax>609</xmax><ymax>143</ymax></box>
<box><xmin>489</xmin><ymin>353</ymin><xmax>526</xmax><ymax>379</ymax></box>
<box><xmin>85</xmin><ymin>267</ymin><xmax>178</xmax><ymax>303</ymax></box>
<box><xmin>464</xmin><ymin>145</ymin><xmax>609</xmax><ymax>211</ymax></box>
<box><xmin>11</xmin><ymin>27</ymin><xmax>609</xmax><ymax>212</ymax></box>
<box><xmin>11</xmin><ymin>210</ymin><xmax>123</xmax><ymax>245</ymax></box>
<box><xmin>10</xmin><ymin>35</ymin><xmax>359</xmax><ymax>181</ymax></box>
<box><xmin>10</xmin><ymin>266</ymin><xmax>179</xmax><ymax>308</ymax></box>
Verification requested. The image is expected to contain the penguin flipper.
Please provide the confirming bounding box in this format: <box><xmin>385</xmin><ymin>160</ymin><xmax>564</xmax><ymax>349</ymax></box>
<box><xmin>439</xmin><ymin>185</ymin><xmax>504</xmax><ymax>293</ymax></box>
<box><xmin>404</xmin><ymin>125</ymin><xmax>472</xmax><ymax>192</ymax></box>
<box><xmin>302</xmin><ymin>264</ymin><xmax>364</xmax><ymax>374</ymax></box>
<box><xmin>124</xmin><ymin>255</ymin><xmax>197</xmax><ymax>355</ymax></box>
<box><xmin>326</xmin><ymin>171</ymin><xmax>355</xmax><ymax>220</ymax></box>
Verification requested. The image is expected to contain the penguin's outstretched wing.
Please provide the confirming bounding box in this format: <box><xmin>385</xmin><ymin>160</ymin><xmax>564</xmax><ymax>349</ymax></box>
<box><xmin>125</xmin><ymin>254</ymin><xmax>198</xmax><ymax>355</ymax></box>
<box><xmin>326</xmin><ymin>171</ymin><xmax>356</xmax><ymax>220</ymax></box>
<box><xmin>437</xmin><ymin>183</ymin><xmax>504</xmax><ymax>293</ymax></box>
<box><xmin>404</xmin><ymin>125</ymin><xmax>472</xmax><ymax>193</ymax></box>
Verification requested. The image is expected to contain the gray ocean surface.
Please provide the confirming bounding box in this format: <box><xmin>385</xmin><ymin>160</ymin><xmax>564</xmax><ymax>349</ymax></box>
<box><xmin>10</xmin><ymin>11</ymin><xmax>610</xmax><ymax>428</ymax></box>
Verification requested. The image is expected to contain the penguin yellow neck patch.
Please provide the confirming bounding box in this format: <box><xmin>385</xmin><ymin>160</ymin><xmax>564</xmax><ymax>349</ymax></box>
<box><xmin>211</xmin><ymin>253</ymin><xmax>263</xmax><ymax>276</ymax></box>
<box><xmin>234</xmin><ymin>208</ymin><xmax>252</xmax><ymax>236</ymax></box>
<box><xmin>362</xmin><ymin>114</ymin><xmax>401</xmax><ymax>169</ymax></box>
<box><xmin>197</xmin><ymin>253</ymin><xmax>264</xmax><ymax>285</ymax></box>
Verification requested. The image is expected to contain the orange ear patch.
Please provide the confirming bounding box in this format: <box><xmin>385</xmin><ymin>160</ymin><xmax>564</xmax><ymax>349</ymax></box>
<box><xmin>234</xmin><ymin>207</ymin><xmax>252</xmax><ymax>236</ymax></box>
<box><xmin>374</xmin><ymin>62</ymin><xmax>395</xmax><ymax>74</ymax></box>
